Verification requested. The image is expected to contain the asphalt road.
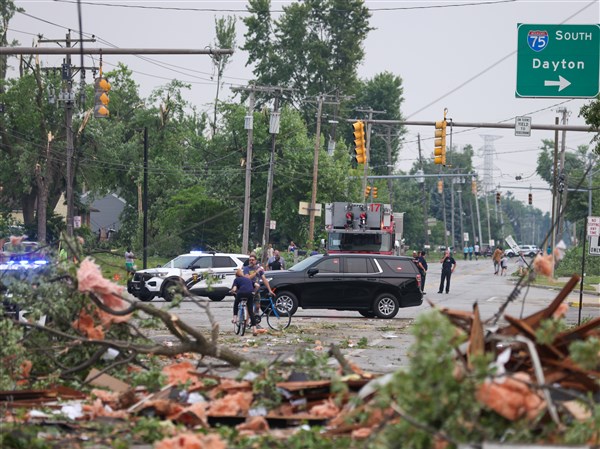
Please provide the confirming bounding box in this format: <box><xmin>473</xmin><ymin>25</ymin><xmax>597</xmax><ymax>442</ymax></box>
<box><xmin>140</xmin><ymin>257</ymin><xmax>598</xmax><ymax>375</ymax></box>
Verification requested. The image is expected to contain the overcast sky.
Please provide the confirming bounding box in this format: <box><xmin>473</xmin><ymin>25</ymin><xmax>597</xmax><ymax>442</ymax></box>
<box><xmin>8</xmin><ymin>0</ymin><xmax>600</xmax><ymax>214</ymax></box>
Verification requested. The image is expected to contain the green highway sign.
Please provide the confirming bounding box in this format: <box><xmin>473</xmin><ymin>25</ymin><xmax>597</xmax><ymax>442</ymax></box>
<box><xmin>516</xmin><ymin>24</ymin><xmax>600</xmax><ymax>98</ymax></box>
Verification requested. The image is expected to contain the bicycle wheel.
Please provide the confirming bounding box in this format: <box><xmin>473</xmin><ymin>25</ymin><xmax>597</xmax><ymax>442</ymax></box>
<box><xmin>266</xmin><ymin>307</ymin><xmax>291</xmax><ymax>331</ymax></box>
<box><xmin>239</xmin><ymin>305</ymin><xmax>247</xmax><ymax>336</ymax></box>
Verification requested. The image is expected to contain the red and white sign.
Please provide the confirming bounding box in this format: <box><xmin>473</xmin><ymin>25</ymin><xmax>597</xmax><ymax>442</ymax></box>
<box><xmin>588</xmin><ymin>216</ymin><xmax>600</xmax><ymax>236</ymax></box>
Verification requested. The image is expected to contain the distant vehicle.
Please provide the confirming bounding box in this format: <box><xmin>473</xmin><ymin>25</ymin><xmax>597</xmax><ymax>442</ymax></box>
<box><xmin>0</xmin><ymin>240</ymin><xmax>48</xmax><ymax>269</ymax></box>
<box><xmin>480</xmin><ymin>245</ymin><xmax>493</xmax><ymax>257</ymax></box>
<box><xmin>505</xmin><ymin>245</ymin><xmax>540</xmax><ymax>258</ymax></box>
<box><xmin>129</xmin><ymin>251</ymin><xmax>248</xmax><ymax>302</ymax></box>
<box><xmin>265</xmin><ymin>253</ymin><xmax>423</xmax><ymax>319</ymax></box>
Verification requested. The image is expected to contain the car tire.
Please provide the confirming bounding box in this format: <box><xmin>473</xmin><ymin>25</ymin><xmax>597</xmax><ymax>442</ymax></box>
<box><xmin>208</xmin><ymin>295</ymin><xmax>225</xmax><ymax>302</ymax></box>
<box><xmin>373</xmin><ymin>293</ymin><xmax>399</xmax><ymax>319</ymax></box>
<box><xmin>275</xmin><ymin>291</ymin><xmax>298</xmax><ymax>316</ymax></box>
<box><xmin>162</xmin><ymin>280</ymin><xmax>181</xmax><ymax>302</ymax></box>
<box><xmin>359</xmin><ymin>310</ymin><xmax>376</xmax><ymax>318</ymax></box>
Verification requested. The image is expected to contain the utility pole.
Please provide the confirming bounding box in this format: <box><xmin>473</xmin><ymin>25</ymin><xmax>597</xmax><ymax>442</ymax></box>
<box><xmin>551</xmin><ymin>117</ymin><xmax>559</xmax><ymax>255</ymax></box>
<box><xmin>556</xmin><ymin>107</ymin><xmax>570</xmax><ymax>241</ymax></box>
<box><xmin>386</xmin><ymin>126</ymin><xmax>394</xmax><ymax>206</ymax></box>
<box><xmin>308</xmin><ymin>94</ymin><xmax>323</xmax><ymax>249</ymax></box>
<box><xmin>235</xmin><ymin>87</ymin><xmax>255</xmax><ymax>255</ymax></box>
<box><xmin>458</xmin><ymin>188</ymin><xmax>464</xmax><ymax>250</ymax></box>
<box><xmin>417</xmin><ymin>134</ymin><xmax>428</xmax><ymax>246</ymax></box>
<box><xmin>262</xmin><ymin>95</ymin><xmax>281</xmax><ymax>263</ymax></box>
<box><xmin>450</xmin><ymin>177</ymin><xmax>455</xmax><ymax>250</ymax></box>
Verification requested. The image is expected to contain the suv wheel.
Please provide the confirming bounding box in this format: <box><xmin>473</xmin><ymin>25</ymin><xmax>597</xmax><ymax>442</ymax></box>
<box><xmin>162</xmin><ymin>280</ymin><xmax>181</xmax><ymax>302</ymax></box>
<box><xmin>373</xmin><ymin>293</ymin><xmax>399</xmax><ymax>319</ymax></box>
<box><xmin>275</xmin><ymin>291</ymin><xmax>298</xmax><ymax>316</ymax></box>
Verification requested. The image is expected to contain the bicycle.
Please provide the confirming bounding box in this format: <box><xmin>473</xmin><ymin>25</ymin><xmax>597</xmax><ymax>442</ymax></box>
<box><xmin>253</xmin><ymin>291</ymin><xmax>291</xmax><ymax>332</ymax></box>
<box><xmin>234</xmin><ymin>295</ymin><xmax>251</xmax><ymax>336</ymax></box>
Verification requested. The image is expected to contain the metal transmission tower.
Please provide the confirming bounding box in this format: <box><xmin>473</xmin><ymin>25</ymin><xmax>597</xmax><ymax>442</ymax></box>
<box><xmin>479</xmin><ymin>135</ymin><xmax>502</xmax><ymax>246</ymax></box>
<box><xmin>479</xmin><ymin>135</ymin><xmax>502</xmax><ymax>193</ymax></box>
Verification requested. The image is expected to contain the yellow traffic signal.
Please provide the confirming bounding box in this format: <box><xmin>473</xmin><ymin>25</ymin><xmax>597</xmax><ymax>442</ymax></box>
<box><xmin>94</xmin><ymin>77</ymin><xmax>111</xmax><ymax>118</ymax></box>
<box><xmin>434</xmin><ymin>119</ymin><xmax>447</xmax><ymax>165</ymax></box>
<box><xmin>437</xmin><ymin>180</ymin><xmax>443</xmax><ymax>194</ymax></box>
<box><xmin>353</xmin><ymin>120</ymin><xmax>366</xmax><ymax>164</ymax></box>
<box><xmin>364</xmin><ymin>185</ymin><xmax>371</xmax><ymax>198</ymax></box>
<box><xmin>372</xmin><ymin>186</ymin><xmax>378</xmax><ymax>198</ymax></box>
<box><xmin>471</xmin><ymin>180</ymin><xmax>477</xmax><ymax>194</ymax></box>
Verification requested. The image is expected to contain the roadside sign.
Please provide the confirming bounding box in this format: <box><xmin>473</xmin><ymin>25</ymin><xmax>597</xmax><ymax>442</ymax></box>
<box><xmin>505</xmin><ymin>235</ymin><xmax>521</xmax><ymax>253</ymax></box>
<box><xmin>463</xmin><ymin>232</ymin><xmax>469</xmax><ymax>242</ymax></box>
<box><xmin>516</xmin><ymin>24</ymin><xmax>600</xmax><ymax>98</ymax></box>
<box><xmin>589</xmin><ymin>235</ymin><xmax>600</xmax><ymax>256</ymax></box>
<box><xmin>588</xmin><ymin>216</ymin><xmax>600</xmax><ymax>236</ymax></box>
<box><xmin>515</xmin><ymin>116</ymin><xmax>531</xmax><ymax>136</ymax></box>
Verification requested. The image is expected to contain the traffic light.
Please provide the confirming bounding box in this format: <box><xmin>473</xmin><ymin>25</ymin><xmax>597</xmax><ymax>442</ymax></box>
<box><xmin>94</xmin><ymin>76</ymin><xmax>111</xmax><ymax>118</ymax></box>
<box><xmin>353</xmin><ymin>120</ymin><xmax>366</xmax><ymax>164</ymax></box>
<box><xmin>433</xmin><ymin>119</ymin><xmax>447</xmax><ymax>165</ymax></box>
<box><xmin>471</xmin><ymin>180</ymin><xmax>477</xmax><ymax>195</ymax></box>
<box><xmin>372</xmin><ymin>186</ymin><xmax>378</xmax><ymax>198</ymax></box>
<box><xmin>496</xmin><ymin>192</ymin><xmax>501</xmax><ymax>204</ymax></box>
<box><xmin>437</xmin><ymin>180</ymin><xmax>443</xmax><ymax>194</ymax></box>
<box><xmin>528</xmin><ymin>193</ymin><xmax>532</xmax><ymax>205</ymax></box>
<box><xmin>364</xmin><ymin>185</ymin><xmax>371</xmax><ymax>198</ymax></box>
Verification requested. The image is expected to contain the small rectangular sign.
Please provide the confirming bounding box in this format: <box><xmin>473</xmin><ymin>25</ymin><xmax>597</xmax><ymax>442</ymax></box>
<box><xmin>589</xmin><ymin>235</ymin><xmax>600</xmax><ymax>256</ymax></box>
<box><xmin>515</xmin><ymin>116</ymin><xmax>531</xmax><ymax>136</ymax></box>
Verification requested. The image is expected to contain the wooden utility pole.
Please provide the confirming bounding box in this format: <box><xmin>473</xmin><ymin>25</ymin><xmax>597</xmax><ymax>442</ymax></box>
<box><xmin>308</xmin><ymin>95</ymin><xmax>323</xmax><ymax>249</ymax></box>
<box><xmin>262</xmin><ymin>95</ymin><xmax>281</xmax><ymax>262</ymax></box>
<box><xmin>417</xmin><ymin>134</ymin><xmax>428</xmax><ymax>246</ymax></box>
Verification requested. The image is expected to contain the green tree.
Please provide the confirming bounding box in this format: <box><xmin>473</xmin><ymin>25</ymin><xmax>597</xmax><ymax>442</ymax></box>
<box><xmin>242</xmin><ymin>0</ymin><xmax>372</xmax><ymax>115</ymax></box>
<box><xmin>210</xmin><ymin>16</ymin><xmax>236</xmax><ymax>137</ymax></box>
<box><xmin>353</xmin><ymin>71</ymin><xmax>406</xmax><ymax>175</ymax></box>
<box><xmin>580</xmin><ymin>97</ymin><xmax>600</xmax><ymax>154</ymax></box>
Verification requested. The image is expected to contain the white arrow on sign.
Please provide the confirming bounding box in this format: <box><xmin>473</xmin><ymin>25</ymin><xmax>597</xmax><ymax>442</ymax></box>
<box><xmin>544</xmin><ymin>75</ymin><xmax>571</xmax><ymax>91</ymax></box>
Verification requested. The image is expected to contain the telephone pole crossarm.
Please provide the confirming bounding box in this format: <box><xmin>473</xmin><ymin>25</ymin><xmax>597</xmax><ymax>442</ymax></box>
<box><xmin>0</xmin><ymin>47</ymin><xmax>234</xmax><ymax>56</ymax></box>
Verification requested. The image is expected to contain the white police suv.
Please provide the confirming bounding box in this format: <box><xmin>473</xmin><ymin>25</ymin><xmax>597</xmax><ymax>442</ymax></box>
<box><xmin>128</xmin><ymin>251</ymin><xmax>248</xmax><ymax>302</ymax></box>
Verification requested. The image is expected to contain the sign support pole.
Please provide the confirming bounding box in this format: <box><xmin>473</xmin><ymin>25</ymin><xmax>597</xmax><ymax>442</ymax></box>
<box><xmin>578</xmin><ymin>216</ymin><xmax>587</xmax><ymax>326</ymax></box>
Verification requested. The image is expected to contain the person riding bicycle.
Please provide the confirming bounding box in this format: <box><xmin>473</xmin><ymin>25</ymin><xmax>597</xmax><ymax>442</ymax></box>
<box><xmin>243</xmin><ymin>254</ymin><xmax>275</xmax><ymax>324</ymax></box>
<box><xmin>231</xmin><ymin>269</ymin><xmax>259</xmax><ymax>336</ymax></box>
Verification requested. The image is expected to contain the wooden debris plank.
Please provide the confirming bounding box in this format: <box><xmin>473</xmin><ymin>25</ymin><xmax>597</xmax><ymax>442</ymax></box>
<box><xmin>499</xmin><ymin>274</ymin><xmax>579</xmax><ymax>336</ymax></box>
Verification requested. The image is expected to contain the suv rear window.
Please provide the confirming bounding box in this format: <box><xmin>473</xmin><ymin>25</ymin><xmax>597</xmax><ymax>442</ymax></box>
<box><xmin>379</xmin><ymin>258</ymin><xmax>417</xmax><ymax>275</ymax></box>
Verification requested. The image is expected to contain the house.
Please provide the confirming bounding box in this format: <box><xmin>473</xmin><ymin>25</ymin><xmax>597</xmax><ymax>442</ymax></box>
<box><xmin>80</xmin><ymin>192</ymin><xmax>127</xmax><ymax>238</ymax></box>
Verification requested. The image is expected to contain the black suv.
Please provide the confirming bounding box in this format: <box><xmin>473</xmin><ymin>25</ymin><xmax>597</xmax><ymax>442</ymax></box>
<box><xmin>265</xmin><ymin>254</ymin><xmax>423</xmax><ymax>319</ymax></box>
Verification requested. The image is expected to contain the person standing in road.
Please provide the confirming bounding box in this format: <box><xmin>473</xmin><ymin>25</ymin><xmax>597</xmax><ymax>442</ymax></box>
<box><xmin>418</xmin><ymin>250</ymin><xmax>428</xmax><ymax>293</ymax></box>
<box><xmin>124</xmin><ymin>248</ymin><xmax>136</xmax><ymax>274</ymax></box>
<box><xmin>438</xmin><ymin>249</ymin><xmax>456</xmax><ymax>294</ymax></box>
<box><xmin>463</xmin><ymin>246</ymin><xmax>468</xmax><ymax>261</ymax></box>
<box><xmin>267</xmin><ymin>250</ymin><xmax>286</xmax><ymax>270</ymax></box>
<box><xmin>266</xmin><ymin>244</ymin><xmax>274</xmax><ymax>261</ymax></box>
<box><xmin>492</xmin><ymin>246</ymin><xmax>504</xmax><ymax>275</ymax></box>
<box><xmin>412</xmin><ymin>251</ymin><xmax>426</xmax><ymax>292</ymax></box>
<box><xmin>468</xmin><ymin>245</ymin><xmax>473</xmax><ymax>260</ymax></box>
<box><xmin>474</xmin><ymin>243</ymin><xmax>480</xmax><ymax>261</ymax></box>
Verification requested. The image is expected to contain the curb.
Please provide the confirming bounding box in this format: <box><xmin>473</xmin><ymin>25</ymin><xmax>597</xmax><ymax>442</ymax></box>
<box><xmin>568</xmin><ymin>299</ymin><xmax>599</xmax><ymax>308</ymax></box>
